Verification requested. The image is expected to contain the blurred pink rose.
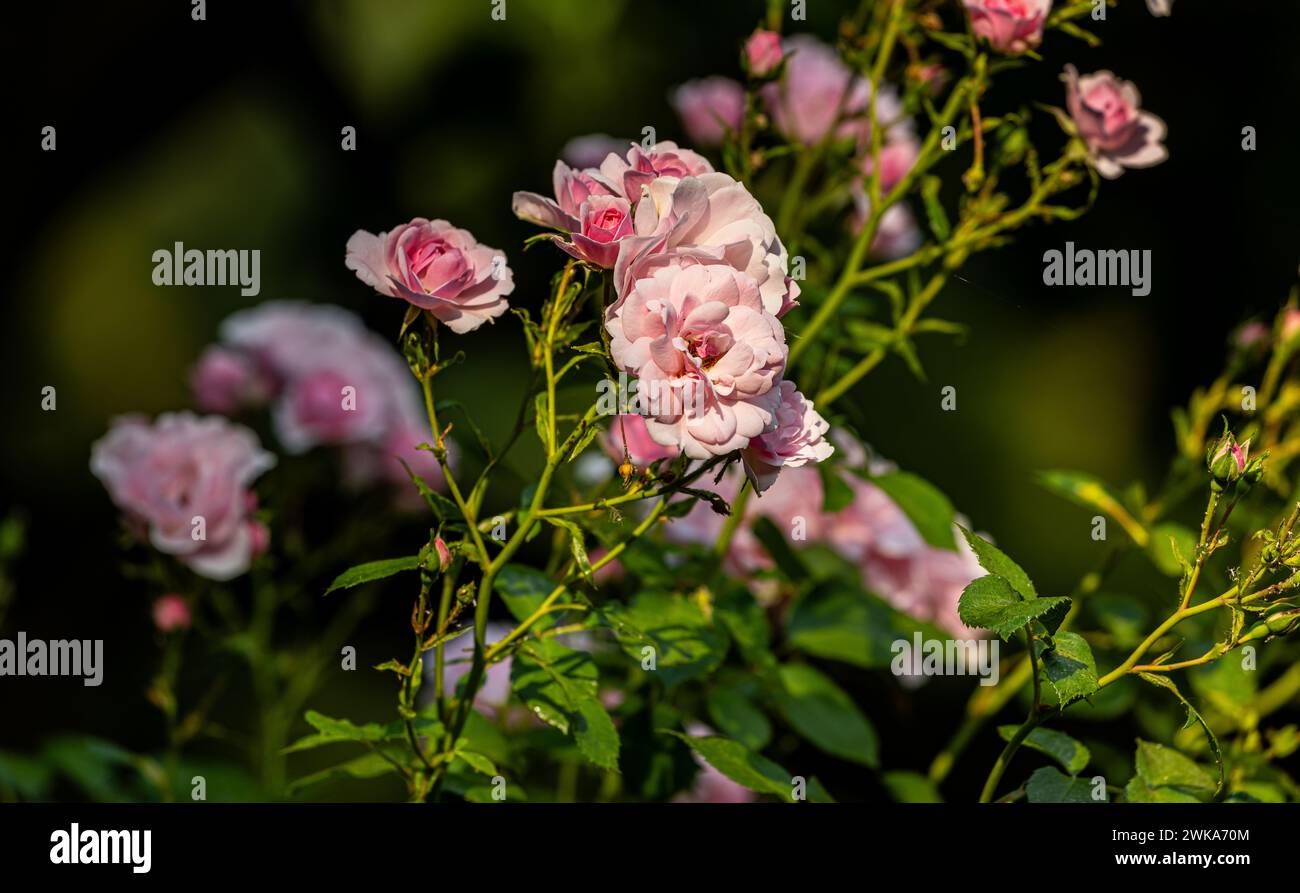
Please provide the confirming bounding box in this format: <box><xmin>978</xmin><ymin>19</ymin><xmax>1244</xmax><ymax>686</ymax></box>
<box><xmin>152</xmin><ymin>594</ymin><xmax>192</xmax><ymax>633</ymax></box>
<box><xmin>1063</xmin><ymin>65</ymin><xmax>1168</xmax><ymax>179</ymax></box>
<box><xmin>345</xmin><ymin>218</ymin><xmax>514</xmax><ymax>334</ymax></box>
<box><xmin>671</xmin><ymin>77</ymin><xmax>745</xmax><ymax>147</ymax></box>
<box><xmin>741</xmin><ymin>382</ymin><xmax>834</xmax><ymax>493</ymax></box>
<box><xmin>91</xmin><ymin>413</ymin><xmax>276</xmax><ymax>581</ymax></box>
<box><xmin>744</xmin><ymin>29</ymin><xmax>784</xmax><ymax>77</ymax></box>
<box><xmin>191</xmin><ymin>346</ymin><xmax>271</xmax><ymax>415</ymax></box>
<box><xmin>607</xmin><ymin>259</ymin><xmax>786</xmax><ymax>459</ymax></box>
<box><xmin>850</xmin><ymin>197</ymin><xmax>923</xmax><ymax>260</ymax></box>
<box><xmin>859</xmin><ymin>136</ymin><xmax>919</xmax><ymax>195</ymax></box>
<box><xmin>761</xmin><ymin>35</ymin><xmax>902</xmax><ymax>146</ymax></box>
<box><xmin>964</xmin><ymin>0</ymin><xmax>1051</xmax><ymax>55</ymax></box>
<box><xmin>561</xmin><ymin>133</ymin><xmax>627</xmax><ymax>169</ymax></box>
<box><xmin>604</xmin><ymin>413</ymin><xmax>681</xmax><ymax>467</ymax></box>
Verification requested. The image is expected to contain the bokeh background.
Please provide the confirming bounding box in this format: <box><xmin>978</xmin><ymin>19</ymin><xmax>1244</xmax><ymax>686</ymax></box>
<box><xmin>4</xmin><ymin>0</ymin><xmax>1300</xmax><ymax>800</ymax></box>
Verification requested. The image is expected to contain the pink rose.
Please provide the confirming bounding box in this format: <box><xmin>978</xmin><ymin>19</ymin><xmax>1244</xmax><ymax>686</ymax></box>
<box><xmin>616</xmin><ymin>172</ymin><xmax>800</xmax><ymax>318</ymax></box>
<box><xmin>345</xmin><ymin>218</ymin><xmax>514</xmax><ymax>334</ymax></box>
<box><xmin>607</xmin><ymin>260</ymin><xmax>786</xmax><ymax>459</ymax></box>
<box><xmin>512</xmin><ymin>161</ymin><xmax>633</xmax><ymax>269</ymax></box>
<box><xmin>341</xmin><ymin>418</ymin><xmax>454</xmax><ymax>510</ymax></box>
<box><xmin>190</xmin><ymin>345</ymin><xmax>272</xmax><ymax>415</ymax></box>
<box><xmin>744</xmin><ymin>29</ymin><xmax>784</xmax><ymax>78</ymax></box>
<box><xmin>850</xmin><ymin>197</ymin><xmax>923</xmax><ymax>260</ymax></box>
<box><xmin>91</xmin><ymin>413</ymin><xmax>276</xmax><ymax>581</ymax></box>
<box><xmin>563</xmin><ymin>194</ymin><xmax>635</xmax><ymax>269</ymax></box>
<box><xmin>741</xmin><ymin>382</ymin><xmax>834</xmax><ymax>493</ymax></box>
<box><xmin>761</xmin><ymin>35</ymin><xmax>902</xmax><ymax>146</ymax></box>
<box><xmin>152</xmin><ymin>594</ymin><xmax>192</xmax><ymax>633</ymax></box>
<box><xmin>604</xmin><ymin>413</ymin><xmax>681</xmax><ymax>467</ymax></box>
<box><xmin>859</xmin><ymin>136</ymin><xmax>919</xmax><ymax>195</ymax></box>
<box><xmin>671</xmin><ymin>77</ymin><xmax>746</xmax><ymax>147</ymax></box>
<box><xmin>1063</xmin><ymin>65</ymin><xmax>1168</xmax><ymax>179</ymax></box>
<box><xmin>217</xmin><ymin>302</ymin><xmax>425</xmax><ymax>455</ymax></box>
<box><xmin>597</xmin><ymin>140</ymin><xmax>715</xmax><ymax>200</ymax></box>
<box><xmin>963</xmin><ymin>0</ymin><xmax>1051</xmax><ymax>55</ymax></box>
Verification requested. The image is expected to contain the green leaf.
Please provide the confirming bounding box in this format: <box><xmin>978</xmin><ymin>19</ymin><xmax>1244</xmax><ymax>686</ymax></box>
<box><xmin>1138</xmin><ymin>673</ymin><xmax>1224</xmax><ymax>800</ymax></box>
<box><xmin>287</xmin><ymin>752</ymin><xmax>401</xmax><ymax>794</ymax></box>
<box><xmin>920</xmin><ymin>175</ymin><xmax>951</xmax><ymax>241</ymax></box>
<box><xmin>545</xmin><ymin>517</ymin><xmax>592</xmax><ymax>581</ymax></box>
<box><xmin>707</xmin><ymin>684</ymin><xmax>772</xmax><ymax>751</ymax></box>
<box><xmin>714</xmin><ymin>588</ymin><xmax>775</xmax><ymax>671</ymax></box>
<box><xmin>1037</xmin><ymin>631</ymin><xmax>1098</xmax><ymax>707</ymax></box>
<box><xmin>1146</xmin><ymin>522</ymin><xmax>1196</xmax><ymax>578</ymax></box>
<box><xmin>664</xmin><ymin>731</ymin><xmax>794</xmax><ymax>801</ymax></box>
<box><xmin>872</xmin><ymin>472</ymin><xmax>956</xmax><ymax>550</ymax></box>
<box><xmin>958</xmin><ymin>526</ymin><xmax>1037</xmax><ymax>598</ymax></box>
<box><xmin>282</xmin><ymin>711</ymin><xmax>439</xmax><ymax>753</ymax></box>
<box><xmin>774</xmin><ymin>664</ymin><xmax>879</xmax><ymax>767</ymax></box>
<box><xmin>1128</xmin><ymin>739</ymin><xmax>1215</xmax><ymax>802</ymax></box>
<box><xmin>958</xmin><ymin>575</ymin><xmax>1069</xmax><ymax>639</ymax></box>
<box><xmin>1026</xmin><ymin>766</ymin><xmax>1100</xmax><ymax>803</ymax></box>
<box><xmin>511</xmin><ymin>639</ymin><xmax>619</xmax><ymax>771</ymax></box>
<box><xmin>605</xmin><ymin>591</ymin><xmax>726</xmax><ymax>688</ymax></box>
<box><xmin>455</xmin><ymin>750</ymin><xmax>498</xmax><ymax>777</ymax></box>
<box><xmin>998</xmin><ymin>725</ymin><xmax>1090</xmax><ymax>774</ymax></box>
<box><xmin>787</xmin><ymin>582</ymin><xmax>948</xmax><ymax>668</ymax></box>
<box><xmin>494</xmin><ymin>564</ymin><xmax>561</xmax><ymax>631</ymax></box>
<box><xmin>882</xmin><ymin>770</ymin><xmax>943</xmax><ymax>803</ymax></box>
<box><xmin>324</xmin><ymin>557</ymin><xmax>420</xmax><ymax>596</ymax></box>
<box><xmin>534</xmin><ymin>393</ymin><xmax>550</xmax><ymax>449</ymax></box>
<box><xmin>818</xmin><ymin>464</ymin><xmax>855</xmax><ymax>513</ymax></box>
<box><xmin>397</xmin><ymin>458</ymin><xmax>457</xmax><ymax>521</ymax></box>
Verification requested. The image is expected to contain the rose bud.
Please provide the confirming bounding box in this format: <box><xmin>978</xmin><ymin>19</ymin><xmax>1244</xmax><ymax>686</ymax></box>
<box><xmin>743</xmin><ymin>28</ymin><xmax>784</xmax><ymax>78</ymax></box>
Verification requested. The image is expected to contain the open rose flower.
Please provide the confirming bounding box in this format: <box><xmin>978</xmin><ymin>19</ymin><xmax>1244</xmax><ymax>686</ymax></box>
<box><xmin>597</xmin><ymin>140</ymin><xmax>715</xmax><ymax>200</ymax></box>
<box><xmin>608</xmin><ymin>260</ymin><xmax>786</xmax><ymax>459</ymax></box>
<box><xmin>671</xmin><ymin>77</ymin><xmax>746</xmax><ymax>147</ymax></box>
<box><xmin>91</xmin><ymin>412</ymin><xmax>276</xmax><ymax>581</ymax></box>
<box><xmin>615</xmin><ymin>172</ymin><xmax>800</xmax><ymax>318</ymax></box>
<box><xmin>741</xmin><ymin>382</ymin><xmax>834</xmax><ymax>493</ymax></box>
<box><xmin>963</xmin><ymin>0</ymin><xmax>1051</xmax><ymax>55</ymax></box>
<box><xmin>345</xmin><ymin>218</ymin><xmax>513</xmax><ymax>334</ymax></box>
<box><xmin>1063</xmin><ymin>65</ymin><xmax>1168</xmax><ymax>179</ymax></box>
<box><xmin>191</xmin><ymin>345</ymin><xmax>272</xmax><ymax>415</ymax></box>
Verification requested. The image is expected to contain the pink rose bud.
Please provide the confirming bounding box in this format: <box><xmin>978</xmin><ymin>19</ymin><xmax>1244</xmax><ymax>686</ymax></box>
<box><xmin>670</xmin><ymin>77</ymin><xmax>746</xmax><ymax>147</ymax></box>
<box><xmin>345</xmin><ymin>218</ymin><xmax>514</xmax><ymax>334</ymax></box>
<box><xmin>560</xmin><ymin>195</ymin><xmax>635</xmax><ymax>269</ymax></box>
<box><xmin>91</xmin><ymin>413</ymin><xmax>276</xmax><ymax>581</ymax></box>
<box><xmin>434</xmin><ymin>536</ymin><xmax>452</xmax><ymax>573</ymax></box>
<box><xmin>152</xmin><ymin>594</ymin><xmax>192</xmax><ymax>634</ymax></box>
<box><xmin>744</xmin><ymin>29</ymin><xmax>784</xmax><ymax>77</ymax></box>
<box><xmin>1063</xmin><ymin>65</ymin><xmax>1168</xmax><ymax>179</ymax></box>
<box><xmin>1234</xmin><ymin>321</ymin><xmax>1269</xmax><ymax>350</ymax></box>
<box><xmin>1281</xmin><ymin>308</ymin><xmax>1300</xmax><ymax>344</ymax></box>
<box><xmin>963</xmin><ymin>0</ymin><xmax>1051</xmax><ymax>55</ymax></box>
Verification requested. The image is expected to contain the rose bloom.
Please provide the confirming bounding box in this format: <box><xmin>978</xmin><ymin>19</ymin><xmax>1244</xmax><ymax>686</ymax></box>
<box><xmin>91</xmin><ymin>412</ymin><xmax>276</xmax><ymax>581</ymax></box>
<box><xmin>1063</xmin><ymin>65</ymin><xmax>1168</xmax><ymax>179</ymax></box>
<box><xmin>744</xmin><ymin>28</ymin><xmax>784</xmax><ymax>77</ymax></box>
<box><xmin>216</xmin><ymin>302</ymin><xmax>424</xmax><ymax>456</ymax></box>
<box><xmin>512</xmin><ymin>159</ymin><xmax>634</xmax><ymax>269</ymax></box>
<box><xmin>741</xmin><ymin>381</ymin><xmax>834</xmax><ymax>493</ymax></box>
<box><xmin>607</xmin><ymin>260</ymin><xmax>786</xmax><ymax>459</ymax></box>
<box><xmin>615</xmin><ymin>172</ymin><xmax>800</xmax><ymax>318</ymax></box>
<box><xmin>761</xmin><ymin>35</ymin><xmax>903</xmax><ymax>146</ymax></box>
<box><xmin>345</xmin><ymin>218</ymin><xmax>514</xmax><ymax>334</ymax></box>
<box><xmin>963</xmin><ymin>0</ymin><xmax>1051</xmax><ymax>55</ymax></box>
<box><xmin>597</xmin><ymin>140</ymin><xmax>715</xmax><ymax>200</ymax></box>
<box><xmin>671</xmin><ymin>77</ymin><xmax>745</xmax><ymax>147</ymax></box>
<box><xmin>604</xmin><ymin>413</ymin><xmax>681</xmax><ymax>467</ymax></box>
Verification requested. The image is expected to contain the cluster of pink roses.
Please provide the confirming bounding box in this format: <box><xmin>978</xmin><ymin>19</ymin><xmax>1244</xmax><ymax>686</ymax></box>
<box><xmin>514</xmin><ymin>139</ymin><xmax>831</xmax><ymax>489</ymax></box>
<box><xmin>192</xmin><ymin>301</ymin><xmax>449</xmax><ymax>501</ymax></box>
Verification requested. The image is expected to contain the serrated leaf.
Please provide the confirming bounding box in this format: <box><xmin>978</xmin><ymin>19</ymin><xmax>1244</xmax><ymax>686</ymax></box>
<box><xmin>1131</xmin><ymin>739</ymin><xmax>1215</xmax><ymax>801</ymax></box>
<box><xmin>774</xmin><ymin>664</ymin><xmax>879</xmax><ymax>767</ymax></box>
<box><xmin>1026</xmin><ymin>766</ymin><xmax>1100</xmax><ymax>803</ymax></box>
<box><xmin>287</xmin><ymin>751</ymin><xmax>402</xmax><ymax>794</ymax></box>
<box><xmin>572</xmin><ymin>697</ymin><xmax>620</xmax><ymax>772</ymax></box>
<box><xmin>510</xmin><ymin>640</ymin><xmax>619</xmax><ymax>771</ymax></box>
<box><xmin>545</xmin><ymin>517</ymin><xmax>592</xmax><ymax>580</ymax></box>
<box><xmin>605</xmin><ymin>591</ymin><xmax>726</xmax><ymax>687</ymax></box>
<box><xmin>958</xmin><ymin>575</ymin><xmax>1069</xmax><ymax>639</ymax></box>
<box><xmin>707</xmin><ymin>684</ymin><xmax>772</xmax><ymax>751</ymax></box>
<box><xmin>872</xmin><ymin>472</ymin><xmax>955</xmax><ymax>550</ymax></box>
<box><xmin>1037</xmin><ymin>631</ymin><xmax>1098</xmax><ymax>706</ymax></box>
<box><xmin>324</xmin><ymin>557</ymin><xmax>420</xmax><ymax>595</ymax></box>
<box><xmin>664</xmin><ymin>731</ymin><xmax>794</xmax><ymax>801</ymax></box>
<box><xmin>958</xmin><ymin>526</ymin><xmax>1037</xmax><ymax>598</ymax></box>
<box><xmin>1138</xmin><ymin>673</ymin><xmax>1224</xmax><ymax>800</ymax></box>
<box><xmin>998</xmin><ymin>725</ymin><xmax>1090</xmax><ymax>774</ymax></box>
